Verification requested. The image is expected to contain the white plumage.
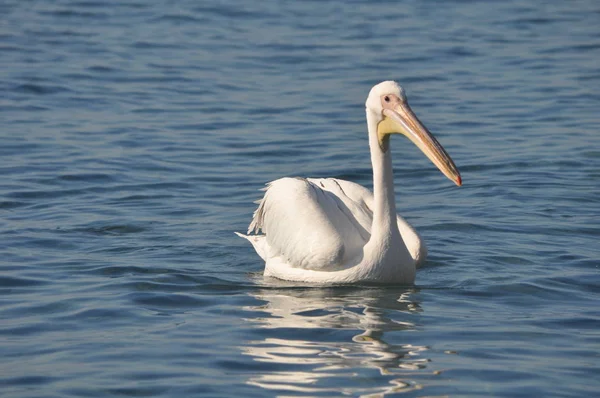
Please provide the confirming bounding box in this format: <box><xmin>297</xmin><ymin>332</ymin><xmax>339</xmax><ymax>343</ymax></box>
<box><xmin>237</xmin><ymin>81</ymin><xmax>461</xmax><ymax>284</ymax></box>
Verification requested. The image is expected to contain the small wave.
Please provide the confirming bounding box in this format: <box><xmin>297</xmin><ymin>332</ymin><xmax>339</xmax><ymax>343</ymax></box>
<box><xmin>0</xmin><ymin>276</ymin><xmax>47</xmax><ymax>288</ymax></box>
<box><xmin>13</xmin><ymin>83</ymin><xmax>70</xmax><ymax>95</ymax></box>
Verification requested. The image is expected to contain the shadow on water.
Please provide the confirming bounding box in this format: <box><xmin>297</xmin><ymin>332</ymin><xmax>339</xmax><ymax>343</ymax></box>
<box><xmin>241</xmin><ymin>284</ymin><xmax>433</xmax><ymax>396</ymax></box>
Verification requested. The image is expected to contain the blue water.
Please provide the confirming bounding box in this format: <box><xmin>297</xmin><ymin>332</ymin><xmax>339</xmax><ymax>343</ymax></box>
<box><xmin>2</xmin><ymin>0</ymin><xmax>599</xmax><ymax>396</ymax></box>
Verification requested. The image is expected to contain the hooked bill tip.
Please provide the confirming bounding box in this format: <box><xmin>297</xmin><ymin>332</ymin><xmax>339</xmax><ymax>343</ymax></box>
<box><xmin>456</xmin><ymin>175</ymin><xmax>462</xmax><ymax>186</ymax></box>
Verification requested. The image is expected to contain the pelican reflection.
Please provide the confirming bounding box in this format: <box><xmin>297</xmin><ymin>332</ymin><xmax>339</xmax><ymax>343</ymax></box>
<box><xmin>242</xmin><ymin>287</ymin><xmax>435</xmax><ymax>395</ymax></box>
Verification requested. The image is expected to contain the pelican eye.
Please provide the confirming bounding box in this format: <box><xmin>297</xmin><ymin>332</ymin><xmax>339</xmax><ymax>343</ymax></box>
<box><xmin>384</xmin><ymin>96</ymin><xmax>390</xmax><ymax>102</ymax></box>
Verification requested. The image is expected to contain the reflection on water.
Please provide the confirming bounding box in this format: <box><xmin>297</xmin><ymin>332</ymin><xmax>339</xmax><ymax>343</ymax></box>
<box><xmin>242</xmin><ymin>287</ymin><xmax>435</xmax><ymax>396</ymax></box>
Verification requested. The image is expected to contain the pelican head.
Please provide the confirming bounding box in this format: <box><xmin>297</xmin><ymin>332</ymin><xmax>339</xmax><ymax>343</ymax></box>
<box><xmin>366</xmin><ymin>81</ymin><xmax>462</xmax><ymax>186</ymax></box>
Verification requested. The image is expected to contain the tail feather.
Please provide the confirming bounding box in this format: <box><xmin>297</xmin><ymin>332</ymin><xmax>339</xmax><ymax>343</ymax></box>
<box><xmin>234</xmin><ymin>232</ymin><xmax>269</xmax><ymax>261</ymax></box>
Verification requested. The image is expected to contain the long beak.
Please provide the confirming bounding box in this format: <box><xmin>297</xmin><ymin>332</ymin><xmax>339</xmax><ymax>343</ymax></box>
<box><xmin>378</xmin><ymin>103</ymin><xmax>462</xmax><ymax>186</ymax></box>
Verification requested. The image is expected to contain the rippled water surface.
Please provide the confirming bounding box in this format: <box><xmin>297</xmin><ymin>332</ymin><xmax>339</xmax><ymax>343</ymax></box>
<box><xmin>2</xmin><ymin>0</ymin><xmax>599</xmax><ymax>396</ymax></box>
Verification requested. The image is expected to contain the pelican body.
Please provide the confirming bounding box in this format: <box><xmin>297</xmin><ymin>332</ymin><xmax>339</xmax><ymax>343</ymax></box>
<box><xmin>237</xmin><ymin>81</ymin><xmax>461</xmax><ymax>284</ymax></box>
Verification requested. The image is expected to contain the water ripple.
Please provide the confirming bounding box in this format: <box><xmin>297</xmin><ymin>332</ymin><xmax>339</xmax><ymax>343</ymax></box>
<box><xmin>1</xmin><ymin>0</ymin><xmax>599</xmax><ymax>396</ymax></box>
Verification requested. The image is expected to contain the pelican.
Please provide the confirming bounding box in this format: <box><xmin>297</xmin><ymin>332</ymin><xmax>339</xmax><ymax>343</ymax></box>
<box><xmin>236</xmin><ymin>81</ymin><xmax>461</xmax><ymax>284</ymax></box>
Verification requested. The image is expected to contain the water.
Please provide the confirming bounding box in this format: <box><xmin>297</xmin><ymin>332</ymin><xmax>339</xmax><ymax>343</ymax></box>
<box><xmin>1</xmin><ymin>0</ymin><xmax>599</xmax><ymax>396</ymax></box>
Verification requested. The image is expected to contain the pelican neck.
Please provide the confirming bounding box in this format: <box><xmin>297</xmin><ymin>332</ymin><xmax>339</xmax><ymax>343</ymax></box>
<box><xmin>366</xmin><ymin>110</ymin><xmax>398</xmax><ymax>238</ymax></box>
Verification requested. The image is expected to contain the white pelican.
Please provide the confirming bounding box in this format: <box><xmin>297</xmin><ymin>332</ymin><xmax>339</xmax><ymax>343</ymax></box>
<box><xmin>236</xmin><ymin>81</ymin><xmax>461</xmax><ymax>284</ymax></box>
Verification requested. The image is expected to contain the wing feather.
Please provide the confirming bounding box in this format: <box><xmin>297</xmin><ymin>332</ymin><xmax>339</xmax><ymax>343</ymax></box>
<box><xmin>248</xmin><ymin>178</ymin><xmax>371</xmax><ymax>271</ymax></box>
